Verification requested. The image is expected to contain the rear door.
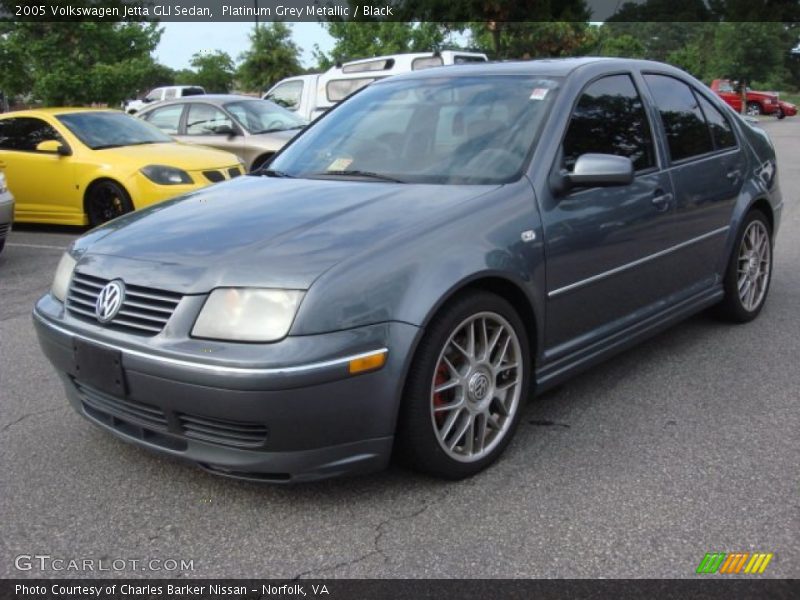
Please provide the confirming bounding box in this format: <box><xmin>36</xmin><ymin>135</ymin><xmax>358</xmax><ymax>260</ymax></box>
<box><xmin>643</xmin><ymin>74</ymin><xmax>745</xmax><ymax>283</ymax></box>
<box><xmin>541</xmin><ymin>73</ymin><xmax>681</xmax><ymax>355</ymax></box>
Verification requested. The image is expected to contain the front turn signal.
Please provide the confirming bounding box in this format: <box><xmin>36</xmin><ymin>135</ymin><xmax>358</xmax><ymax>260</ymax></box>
<box><xmin>349</xmin><ymin>350</ymin><xmax>387</xmax><ymax>375</ymax></box>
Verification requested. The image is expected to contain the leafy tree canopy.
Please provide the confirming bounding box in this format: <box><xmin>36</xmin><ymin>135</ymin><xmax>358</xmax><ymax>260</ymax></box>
<box><xmin>237</xmin><ymin>23</ymin><xmax>302</xmax><ymax>93</ymax></box>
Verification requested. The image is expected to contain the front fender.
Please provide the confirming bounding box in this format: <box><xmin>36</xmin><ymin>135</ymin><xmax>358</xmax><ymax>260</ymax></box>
<box><xmin>291</xmin><ymin>178</ymin><xmax>546</xmax><ymax>353</ymax></box>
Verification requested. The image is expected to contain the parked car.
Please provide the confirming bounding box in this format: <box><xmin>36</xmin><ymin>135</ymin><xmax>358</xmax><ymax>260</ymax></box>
<box><xmin>777</xmin><ymin>99</ymin><xmax>797</xmax><ymax>118</ymax></box>
<box><xmin>35</xmin><ymin>58</ymin><xmax>780</xmax><ymax>482</ymax></box>
<box><xmin>264</xmin><ymin>51</ymin><xmax>488</xmax><ymax>121</ymax></box>
<box><xmin>122</xmin><ymin>85</ymin><xmax>205</xmax><ymax>115</ymax></box>
<box><xmin>0</xmin><ymin>171</ymin><xmax>13</xmax><ymax>254</ymax></box>
<box><xmin>0</xmin><ymin>108</ymin><xmax>243</xmax><ymax>226</ymax></box>
<box><xmin>710</xmin><ymin>79</ymin><xmax>788</xmax><ymax>118</ymax></box>
<box><xmin>138</xmin><ymin>95</ymin><xmax>306</xmax><ymax>172</ymax></box>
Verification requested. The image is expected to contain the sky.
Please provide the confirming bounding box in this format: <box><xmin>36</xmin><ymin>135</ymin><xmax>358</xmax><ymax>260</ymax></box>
<box><xmin>154</xmin><ymin>22</ymin><xmax>335</xmax><ymax>70</ymax></box>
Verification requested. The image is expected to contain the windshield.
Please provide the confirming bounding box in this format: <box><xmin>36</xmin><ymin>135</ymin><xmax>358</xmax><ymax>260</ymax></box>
<box><xmin>224</xmin><ymin>99</ymin><xmax>306</xmax><ymax>134</ymax></box>
<box><xmin>270</xmin><ymin>75</ymin><xmax>560</xmax><ymax>184</ymax></box>
<box><xmin>58</xmin><ymin>111</ymin><xmax>172</xmax><ymax>149</ymax></box>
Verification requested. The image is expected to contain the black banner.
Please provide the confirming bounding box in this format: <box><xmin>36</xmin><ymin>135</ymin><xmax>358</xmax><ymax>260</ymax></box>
<box><xmin>2</xmin><ymin>0</ymin><xmax>800</xmax><ymax>22</ymax></box>
<box><xmin>3</xmin><ymin>579</ymin><xmax>800</xmax><ymax>600</ymax></box>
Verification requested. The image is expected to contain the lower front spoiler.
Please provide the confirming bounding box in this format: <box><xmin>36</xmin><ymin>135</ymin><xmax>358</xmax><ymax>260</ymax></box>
<box><xmin>61</xmin><ymin>373</ymin><xmax>393</xmax><ymax>483</ymax></box>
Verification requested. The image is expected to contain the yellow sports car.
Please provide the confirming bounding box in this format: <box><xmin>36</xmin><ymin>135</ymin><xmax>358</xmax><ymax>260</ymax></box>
<box><xmin>0</xmin><ymin>108</ymin><xmax>244</xmax><ymax>226</ymax></box>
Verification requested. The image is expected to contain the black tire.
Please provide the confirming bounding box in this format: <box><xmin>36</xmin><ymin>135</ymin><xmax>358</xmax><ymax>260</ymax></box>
<box><xmin>776</xmin><ymin>107</ymin><xmax>785</xmax><ymax>120</ymax></box>
<box><xmin>86</xmin><ymin>180</ymin><xmax>133</xmax><ymax>227</ymax></box>
<box><xmin>715</xmin><ymin>210</ymin><xmax>773</xmax><ymax>323</ymax></box>
<box><xmin>395</xmin><ymin>290</ymin><xmax>531</xmax><ymax>479</ymax></box>
<box><xmin>746</xmin><ymin>102</ymin><xmax>762</xmax><ymax>117</ymax></box>
<box><xmin>0</xmin><ymin>238</ymin><xmax>5</xmax><ymax>255</ymax></box>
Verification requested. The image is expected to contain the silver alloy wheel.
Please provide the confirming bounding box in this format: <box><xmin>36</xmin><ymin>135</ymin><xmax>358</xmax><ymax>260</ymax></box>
<box><xmin>746</xmin><ymin>103</ymin><xmax>761</xmax><ymax>117</ymax></box>
<box><xmin>737</xmin><ymin>220</ymin><xmax>771</xmax><ymax>311</ymax></box>
<box><xmin>429</xmin><ymin>311</ymin><xmax>523</xmax><ymax>463</ymax></box>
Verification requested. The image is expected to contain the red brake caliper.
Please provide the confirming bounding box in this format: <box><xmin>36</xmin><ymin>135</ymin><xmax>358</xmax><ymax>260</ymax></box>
<box><xmin>433</xmin><ymin>362</ymin><xmax>449</xmax><ymax>426</ymax></box>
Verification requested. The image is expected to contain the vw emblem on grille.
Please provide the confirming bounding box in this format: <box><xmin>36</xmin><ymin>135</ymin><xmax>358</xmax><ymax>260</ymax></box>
<box><xmin>95</xmin><ymin>280</ymin><xmax>125</xmax><ymax>324</ymax></box>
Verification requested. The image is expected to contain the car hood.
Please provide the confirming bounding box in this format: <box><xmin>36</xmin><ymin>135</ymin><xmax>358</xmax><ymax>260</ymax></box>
<box><xmin>96</xmin><ymin>142</ymin><xmax>239</xmax><ymax>169</ymax></box>
<box><xmin>73</xmin><ymin>176</ymin><xmax>499</xmax><ymax>293</ymax></box>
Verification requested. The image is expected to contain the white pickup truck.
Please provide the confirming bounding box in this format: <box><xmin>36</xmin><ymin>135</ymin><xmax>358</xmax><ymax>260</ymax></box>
<box><xmin>122</xmin><ymin>85</ymin><xmax>205</xmax><ymax>114</ymax></box>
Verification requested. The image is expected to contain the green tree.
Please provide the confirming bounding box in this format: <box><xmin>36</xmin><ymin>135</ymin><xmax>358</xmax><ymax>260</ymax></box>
<box><xmin>710</xmin><ymin>22</ymin><xmax>787</xmax><ymax>110</ymax></box>
<box><xmin>469</xmin><ymin>21</ymin><xmax>596</xmax><ymax>60</ymax></box>
<box><xmin>595</xmin><ymin>32</ymin><xmax>646</xmax><ymax>59</ymax></box>
<box><xmin>0</xmin><ymin>20</ymin><xmax>165</xmax><ymax>106</ymax></box>
<box><xmin>190</xmin><ymin>50</ymin><xmax>236</xmax><ymax>93</ymax></box>
<box><xmin>237</xmin><ymin>23</ymin><xmax>302</xmax><ymax>93</ymax></box>
<box><xmin>313</xmin><ymin>22</ymin><xmax>447</xmax><ymax>69</ymax></box>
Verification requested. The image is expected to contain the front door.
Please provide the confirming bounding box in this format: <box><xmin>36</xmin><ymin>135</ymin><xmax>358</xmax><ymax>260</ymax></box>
<box><xmin>541</xmin><ymin>74</ymin><xmax>681</xmax><ymax>358</ymax></box>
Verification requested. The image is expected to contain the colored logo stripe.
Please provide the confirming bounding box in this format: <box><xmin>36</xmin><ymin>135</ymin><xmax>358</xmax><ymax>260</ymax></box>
<box><xmin>697</xmin><ymin>552</ymin><xmax>773</xmax><ymax>574</ymax></box>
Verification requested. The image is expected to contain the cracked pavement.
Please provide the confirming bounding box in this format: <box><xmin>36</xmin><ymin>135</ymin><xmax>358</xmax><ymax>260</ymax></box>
<box><xmin>1</xmin><ymin>119</ymin><xmax>798</xmax><ymax>579</ymax></box>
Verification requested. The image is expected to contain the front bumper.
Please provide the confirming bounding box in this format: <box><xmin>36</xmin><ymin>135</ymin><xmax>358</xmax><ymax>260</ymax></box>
<box><xmin>0</xmin><ymin>192</ymin><xmax>13</xmax><ymax>240</ymax></box>
<box><xmin>125</xmin><ymin>165</ymin><xmax>243</xmax><ymax>210</ymax></box>
<box><xmin>33</xmin><ymin>297</ymin><xmax>419</xmax><ymax>482</ymax></box>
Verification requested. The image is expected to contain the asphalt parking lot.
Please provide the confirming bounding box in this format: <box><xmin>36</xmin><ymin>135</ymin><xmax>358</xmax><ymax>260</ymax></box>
<box><xmin>1</xmin><ymin>118</ymin><xmax>798</xmax><ymax>580</ymax></box>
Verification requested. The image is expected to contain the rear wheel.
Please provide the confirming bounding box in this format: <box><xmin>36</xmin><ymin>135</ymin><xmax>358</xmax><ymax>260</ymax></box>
<box><xmin>716</xmin><ymin>210</ymin><xmax>773</xmax><ymax>322</ymax></box>
<box><xmin>86</xmin><ymin>181</ymin><xmax>133</xmax><ymax>227</ymax></box>
<box><xmin>396</xmin><ymin>291</ymin><xmax>530</xmax><ymax>479</ymax></box>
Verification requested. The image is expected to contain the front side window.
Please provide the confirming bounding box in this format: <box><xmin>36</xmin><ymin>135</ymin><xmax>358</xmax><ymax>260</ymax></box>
<box><xmin>0</xmin><ymin>117</ymin><xmax>64</xmax><ymax>151</ymax></box>
<box><xmin>270</xmin><ymin>75</ymin><xmax>560</xmax><ymax>185</ymax></box>
<box><xmin>225</xmin><ymin>100</ymin><xmax>305</xmax><ymax>134</ymax></box>
<box><xmin>141</xmin><ymin>104</ymin><xmax>183</xmax><ymax>135</ymax></box>
<box><xmin>644</xmin><ymin>74</ymin><xmax>714</xmax><ymax>162</ymax></box>
<box><xmin>185</xmin><ymin>104</ymin><xmax>234</xmax><ymax>136</ymax></box>
<box><xmin>266</xmin><ymin>81</ymin><xmax>303</xmax><ymax>110</ymax></box>
<box><xmin>562</xmin><ymin>74</ymin><xmax>656</xmax><ymax>172</ymax></box>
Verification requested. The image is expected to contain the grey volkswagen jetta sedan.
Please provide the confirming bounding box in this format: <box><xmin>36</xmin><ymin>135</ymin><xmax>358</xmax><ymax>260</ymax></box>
<box><xmin>34</xmin><ymin>58</ymin><xmax>781</xmax><ymax>482</ymax></box>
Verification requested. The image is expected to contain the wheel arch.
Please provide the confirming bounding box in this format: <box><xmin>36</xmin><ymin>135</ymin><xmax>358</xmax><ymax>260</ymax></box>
<box><xmin>83</xmin><ymin>177</ymin><xmax>132</xmax><ymax>215</ymax></box>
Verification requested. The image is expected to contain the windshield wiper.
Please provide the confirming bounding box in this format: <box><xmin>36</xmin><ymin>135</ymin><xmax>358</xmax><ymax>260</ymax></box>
<box><xmin>92</xmin><ymin>141</ymin><xmax>160</xmax><ymax>150</ymax></box>
<box><xmin>253</xmin><ymin>168</ymin><xmax>294</xmax><ymax>178</ymax></box>
<box><xmin>310</xmin><ymin>170</ymin><xmax>406</xmax><ymax>183</ymax></box>
<box><xmin>253</xmin><ymin>126</ymin><xmax>303</xmax><ymax>134</ymax></box>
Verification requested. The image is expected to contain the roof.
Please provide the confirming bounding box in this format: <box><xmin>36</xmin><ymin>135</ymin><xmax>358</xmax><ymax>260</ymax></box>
<box><xmin>386</xmin><ymin>57</ymin><xmax>672</xmax><ymax>81</ymax></box>
<box><xmin>0</xmin><ymin>107</ymin><xmax>119</xmax><ymax>118</ymax></box>
<box><xmin>140</xmin><ymin>94</ymin><xmax>261</xmax><ymax>108</ymax></box>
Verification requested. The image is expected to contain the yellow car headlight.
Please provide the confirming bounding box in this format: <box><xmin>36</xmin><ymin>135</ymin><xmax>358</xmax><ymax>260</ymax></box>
<box><xmin>140</xmin><ymin>165</ymin><xmax>193</xmax><ymax>185</ymax></box>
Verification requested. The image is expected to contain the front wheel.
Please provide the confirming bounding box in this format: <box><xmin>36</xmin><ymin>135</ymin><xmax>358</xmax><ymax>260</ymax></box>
<box><xmin>396</xmin><ymin>291</ymin><xmax>531</xmax><ymax>479</ymax></box>
<box><xmin>86</xmin><ymin>181</ymin><xmax>133</xmax><ymax>227</ymax></box>
<box><xmin>776</xmin><ymin>107</ymin><xmax>785</xmax><ymax>120</ymax></box>
<box><xmin>716</xmin><ymin>210</ymin><xmax>773</xmax><ymax>322</ymax></box>
<box><xmin>746</xmin><ymin>102</ymin><xmax>762</xmax><ymax>117</ymax></box>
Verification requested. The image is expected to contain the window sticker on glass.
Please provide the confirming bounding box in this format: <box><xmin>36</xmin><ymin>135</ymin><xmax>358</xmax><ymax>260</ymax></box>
<box><xmin>530</xmin><ymin>88</ymin><xmax>549</xmax><ymax>101</ymax></box>
<box><xmin>327</xmin><ymin>157</ymin><xmax>353</xmax><ymax>171</ymax></box>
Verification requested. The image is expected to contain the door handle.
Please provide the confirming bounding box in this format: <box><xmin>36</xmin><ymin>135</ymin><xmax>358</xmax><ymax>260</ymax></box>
<box><xmin>651</xmin><ymin>192</ymin><xmax>673</xmax><ymax>212</ymax></box>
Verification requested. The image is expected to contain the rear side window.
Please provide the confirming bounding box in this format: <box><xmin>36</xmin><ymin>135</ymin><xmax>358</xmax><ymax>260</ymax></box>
<box><xmin>644</xmin><ymin>74</ymin><xmax>714</xmax><ymax>161</ymax></box>
<box><xmin>327</xmin><ymin>78</ymin><xmax>377</xmax><ymax>102</ymax></box>
<box><xmin>0</xmin><ymin>117</ymin><xmax>63</xmax><ymax>151</ymax></box>
<box><xmin>697</xmin><ymin>94</ymin><xmax>737</xmax><ymax>150</ymax></box>
<box><xmin>562</xmin><ymin>74</ymin><xmax>656</xmax><ymax>172</ymax></box>
<box><xmin>142</xmin><ymin>104</ymin><xmax>183</xmax><ymax>135</ymax></box>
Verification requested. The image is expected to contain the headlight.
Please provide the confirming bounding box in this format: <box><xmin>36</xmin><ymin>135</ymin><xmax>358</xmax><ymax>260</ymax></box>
<box><xmin>192</xmin><ymin>288</ymin><xmax>305</xmax><ymax>342</ymax></box>
<box><xmin>51</xmin><ymin>252</ymin><xmax>77</xmax><ymax>302</ymax></box>
<box><xmin>140</xmin><ymin>165</ymin><xmax>193</xmax><ymax>185</ymax></box>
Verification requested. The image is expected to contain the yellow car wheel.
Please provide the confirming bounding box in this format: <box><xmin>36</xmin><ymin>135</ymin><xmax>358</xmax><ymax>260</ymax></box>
<box><xmin>86</xmin><ymin>180</ymin><xmax>133</xmax><ymax>227</ymax></box>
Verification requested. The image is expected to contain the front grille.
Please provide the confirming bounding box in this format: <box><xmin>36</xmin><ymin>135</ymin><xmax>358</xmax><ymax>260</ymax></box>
<box><xmin>178</xmin><ymin>413</ymin><xmax>268</xmax><ymax>449</ymax></box>
<box><xmin>66</xmin><ymin>271</ymin><xmax>182</xmax><ymax>335</ymax></box>
<box><xmin>0</xmin><ymin>223</ymin><xmax>9</xmax><ymax>239</ymax></box>
<box><xmin>228</xmin><ymin>167</ymin><xmax>241</xmax><ymax>178</ymax></box>
<box><xmin>77</xmin><ymin>381</ymin><xmax>168</xmax><ymax>430</ymax></box>
<box><xmin>203</xmin><ymin>170</ymin><xmax>225</xmax><ymax>183</ymax></box>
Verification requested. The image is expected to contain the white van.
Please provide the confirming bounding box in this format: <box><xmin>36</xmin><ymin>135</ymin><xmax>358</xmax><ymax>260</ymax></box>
<box><xmin>264</xmin><ymin>51</ymin><xmax>488</xmax><ymax>121</ymax></box>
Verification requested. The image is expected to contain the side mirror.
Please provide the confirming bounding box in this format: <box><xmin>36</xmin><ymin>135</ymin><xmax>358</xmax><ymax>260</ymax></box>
<box><xmin>555</xmin><ymin>153</ymin><xmax>633</xmax><ymax>194</ymax></box>
<box><xmin>36</xmin><ymin>140</ymin><xmax>72</xmax><ymax>156</ymax></box>
<box><xmin>212</xmin><ymin>124</ymin><xmax>237</xmax><ymax>137</ymax></box>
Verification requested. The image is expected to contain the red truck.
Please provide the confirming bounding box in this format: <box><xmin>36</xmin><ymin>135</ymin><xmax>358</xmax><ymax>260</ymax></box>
<box><xmin>710</xmin><ymin>79</ymin><xmax>796</xmax><ymax>119</ymax></box>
